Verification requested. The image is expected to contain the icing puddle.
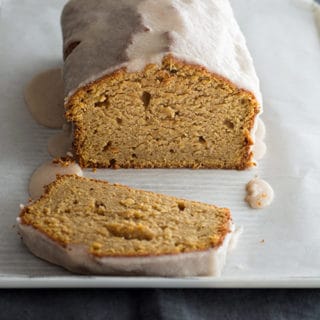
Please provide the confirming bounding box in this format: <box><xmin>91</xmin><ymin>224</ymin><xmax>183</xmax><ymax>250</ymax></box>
<box><xmin>24</xmin><ymin>68</ymin><xmax>65</xmax><ymax>129</ymax></box>
<box><xmin>24</xmin><ymin>68</ymin><xmax>72</xmax><ymax>157</ymax></box>
<box><xmin>48</xmin><ymin>124</ymin><xmax>73</xmax><ymax>158</ymax></box>
<box><xmin>245</xmin><ymin>178</ymin><xmax>274</xmax><ymax>209</ymax></box>
<box><xmin>24</xmin><ymin>68</ymin><xmax>83</xmax><ymax>201</ymax></box>
<box><xmin>29</xmin><ymin>160</ymin><xmax>83</xmax><ymax>200</ymax></box>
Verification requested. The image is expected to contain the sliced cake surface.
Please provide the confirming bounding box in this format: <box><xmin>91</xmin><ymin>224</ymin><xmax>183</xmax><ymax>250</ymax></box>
<box><xmin>61</xmin><ymin>0</ymin><xmax>262</xmax><ymax>169</ymax></box>
<box><xmin>18</xmin><ymin>175</ymin><xmax>234</xmax><ymax>276</ymax></box>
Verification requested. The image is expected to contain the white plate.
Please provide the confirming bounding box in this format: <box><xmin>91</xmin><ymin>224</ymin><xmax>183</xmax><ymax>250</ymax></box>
<box><xmin>0</xmin><ymin>0</ymin><xmax>320</xmax><ymax>288</ymax></box>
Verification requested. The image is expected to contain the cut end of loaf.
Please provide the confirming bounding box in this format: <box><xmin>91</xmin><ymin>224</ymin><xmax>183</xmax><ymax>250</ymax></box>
<box><xmin>19</xmin><ymin>174</ymin><xmax>232</xmax><ymax>257</ymax></box>
<box><xmin>65</xmin><ymin>55</ymin><xmax>259</xmax><ymax>169</ymax></box>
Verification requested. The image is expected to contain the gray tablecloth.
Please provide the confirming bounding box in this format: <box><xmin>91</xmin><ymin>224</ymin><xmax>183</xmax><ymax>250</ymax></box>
<box><xmin>1</xmin><ymin>289</ymin><xmax>320</xmax><ymax>319</ymax></box>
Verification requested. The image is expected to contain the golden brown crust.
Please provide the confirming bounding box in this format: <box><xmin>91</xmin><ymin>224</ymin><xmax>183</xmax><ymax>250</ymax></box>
<box><xmin>19</xmin><ymin>174</ymin><xmax>232</xmax><ymax>257</ymax></box>
<box><xmin>65</xmin><ymin>55</ymin><xmax>259</xmax><ymax>109</ymax></box>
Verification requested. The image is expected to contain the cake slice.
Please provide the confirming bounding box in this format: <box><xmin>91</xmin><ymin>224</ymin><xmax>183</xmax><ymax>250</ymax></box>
<box><xmin>61</xmin><ymin>0</ymin><xmax>262</xmax><ymax>169</ymax></box>
<box><xmin>18</xmin><ymin>175</ymin><xmax>235</xmax><ymax>276</ymax></box>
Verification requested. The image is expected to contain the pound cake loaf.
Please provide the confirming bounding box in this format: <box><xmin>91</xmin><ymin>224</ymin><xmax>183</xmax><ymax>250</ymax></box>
<box><xmin>18</xmin><ymin>175</ymin><xmax>234</xmax><ymax>276</ymax></box>
<box><xmin>62</xmin><ymin>0</ymin><xmax>262</xmax><ymax>169</ymax></box>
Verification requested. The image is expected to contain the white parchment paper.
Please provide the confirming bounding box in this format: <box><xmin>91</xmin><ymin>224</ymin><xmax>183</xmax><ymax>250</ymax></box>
<box><xmin>0</xmin><ymin>0</ymin><xmax>319</xmax><ymax>286</ymax></box>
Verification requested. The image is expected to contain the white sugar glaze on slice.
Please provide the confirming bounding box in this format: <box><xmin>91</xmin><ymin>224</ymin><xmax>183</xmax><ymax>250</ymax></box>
<box><xmin>29</xmin><ymin>160</ymin><xmax>83</xmax><ymax>200</ymax></box>
<box><xmin>24</xmin><ymin>68</ymin><xmax>65</xmax><ymax>129</ymax></box>
<box><xmin>17</xmin><ymin>221</ymin><xmax>237</xmax><ymax>277</ymax></box>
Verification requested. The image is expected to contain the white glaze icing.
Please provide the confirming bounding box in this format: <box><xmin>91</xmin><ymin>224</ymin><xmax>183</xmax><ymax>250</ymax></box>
<box><xmin>61</xmin><ymin>0</ymin><xmax>262</xmax><ymax>106</ymax></box>
<box><xmin>245</xmin><ymin>178</ymin><xmax>274</xmax><ymax>209</ymax></box>
<box><xmin>228</xmin><ymin>226</ymin><xmax>243</xmax><ymax>251</ymax></box>
<box><xmin>24</xmin><ymin>68</ymin><xmax>65</xmax><ymax>129</ymax></box>
<box><xmin>48</xmin><ymin>124</ymin><xmax>73</xmax><ymax>158</ymax></box>
<box><xmin>29</xmin><ymin>160</ymin><xmax>83</xmax><ymax>199</ymax></box>
<box><xmin>255</xmin><ymin>118</ymin><xmax>266</xmax><ymax>141</ymax></box>
<box><xmin>252</xmin><ymin>140</ymin><xmax>267</xmax><ymax>161</ymax></box>
<box><xmin>251</xmin><ymin>118</ymin><xmax>267</xmax><ymax>161</ymax></box>
<box><xmin>17</xmin><ymin>221</ymin><xmax>237</xmax><ymax>277</ymax></box>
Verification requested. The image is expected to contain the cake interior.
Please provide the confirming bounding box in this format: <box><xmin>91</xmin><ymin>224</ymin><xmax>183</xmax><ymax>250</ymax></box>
<box><xmin>20</xmin><ymin>175</ymin><xmax>231</xmax><ymax>257</ymax></box>
<box><xmin>65</xmin><ymin>55</ymin><xmax>259</xmax><ymax>169</ymax></box>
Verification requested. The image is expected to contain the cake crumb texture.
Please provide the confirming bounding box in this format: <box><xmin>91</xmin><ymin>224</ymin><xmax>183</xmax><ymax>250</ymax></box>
<box><xmin>66</xmin><ymin>56</ymin><xmax>258</xmax><ymax>169</ymax></box>
<box><xmin>20</xmin><ymin>175</ymin><xmax>231</xmax><ymax>257</ymax></box>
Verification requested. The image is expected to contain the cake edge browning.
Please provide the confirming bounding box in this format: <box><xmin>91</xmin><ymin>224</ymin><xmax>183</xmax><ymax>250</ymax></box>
<box><xmin>65</xmin><ymin>55</ymin><xmax>260</xmax><ymax>170</ymax></box>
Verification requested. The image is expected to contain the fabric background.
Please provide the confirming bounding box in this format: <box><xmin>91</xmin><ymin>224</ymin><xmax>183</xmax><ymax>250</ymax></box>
<box><xmin>1</xmin><ymin>289</ymin><xmax>320</xmax><ymax>319</ymax></box>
